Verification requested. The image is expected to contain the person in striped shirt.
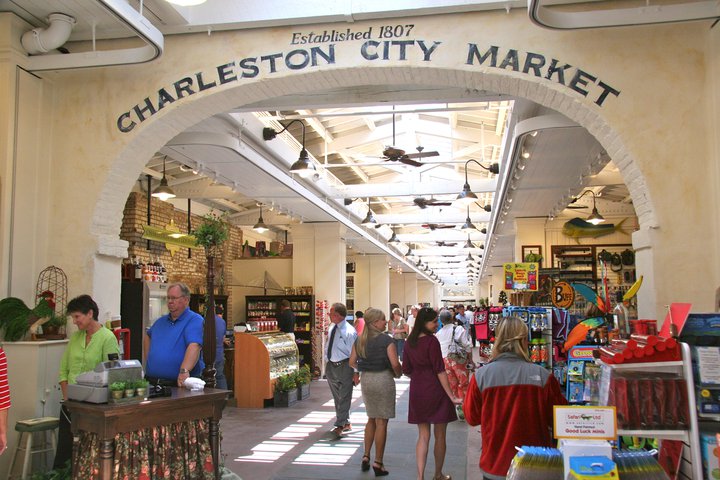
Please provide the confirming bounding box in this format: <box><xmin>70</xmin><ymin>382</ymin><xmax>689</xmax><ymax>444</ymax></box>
<box><xmin>0</xmin><ymin>347</ymin><xmax>11</xmax><ymax>455</ymax></box>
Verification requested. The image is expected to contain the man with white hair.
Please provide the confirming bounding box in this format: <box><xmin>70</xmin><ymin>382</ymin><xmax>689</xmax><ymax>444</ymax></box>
<box><xmin>406</xmin><ymin>305</ymin><xmax>418</xmax><ymax>333</ymax></box>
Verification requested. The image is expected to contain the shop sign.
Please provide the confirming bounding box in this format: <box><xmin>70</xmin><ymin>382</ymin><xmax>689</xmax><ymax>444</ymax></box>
<box><xmin>115</xmin><ymin>22</ymin><xmax>621</xmax><ymax>133</ymax></box>
<box><xmin>552</xmin><ymin>281</ymin><xmax>575</xmax><ymax>308</ymax></box>
<box><xmin>142</xmin><ymin>225</ymin><xmax>200</xmax><ymax>249</ymax></box>
<box><xmin>503</xmin><ymin>262</ymin><xmax>538</xmax><ymax>291</ymax></box>
<box><xmin>554</xmin><ymin>406</ymin><xmax>617</xmax><ymax>440</ymax></box>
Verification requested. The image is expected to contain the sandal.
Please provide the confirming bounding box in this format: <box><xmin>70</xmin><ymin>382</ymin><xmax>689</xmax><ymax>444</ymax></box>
<box><xmin>433</xmin><ymin>474</ymin><xmax>452</xmax><ymax>480</ymax></box>
<box><xmin>361</xmin><ymin>454</ymin><xmax>370</xmax><ymax>472</ymax></box>
<box><xmin>372</xmin><ymin>461</ymin><xmax>389</xmax><ymax>477</ymax></box>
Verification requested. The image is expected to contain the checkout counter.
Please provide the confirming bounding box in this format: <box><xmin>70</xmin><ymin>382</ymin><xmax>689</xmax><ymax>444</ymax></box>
<box><xmin>65</xmin><ymin>360</ymin><xmax>228</xmax><ymax>480</ymax></box>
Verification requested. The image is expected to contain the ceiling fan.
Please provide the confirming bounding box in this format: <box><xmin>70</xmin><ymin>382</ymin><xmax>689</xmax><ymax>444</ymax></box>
<box><xmin>421</xmin><ymin>223</ymin><xmax>455</xmax><ymax>230</ymax></box>
<box><xmin>379</xmin><ymin>112</ymin><xmax>439</xmax><ymax>167</ymax></box>
<box><xmin>436</xmin><ymin>241</ymin><xmax>457</xmax><ymax>247</ymax></box>
<box><xmin>413</xmin><ymin>197</ymin><xmax>452</xmax><ymax>209</ymax></box>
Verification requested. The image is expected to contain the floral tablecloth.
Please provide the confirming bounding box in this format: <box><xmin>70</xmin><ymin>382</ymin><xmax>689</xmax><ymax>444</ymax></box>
<box><xmin>73</xmin><ymin>419</ymin><xmax>215</xmax><ymax>479</ymax></box>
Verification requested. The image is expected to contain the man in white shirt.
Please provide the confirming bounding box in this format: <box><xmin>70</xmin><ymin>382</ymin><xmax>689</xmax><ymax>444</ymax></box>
<box><xmin>325</xmin><ymin>302</ymin><xmax>357</xmax><ymax>438</ymax></box>
<box><xmin>406</xmin><ymin>305</ymin><xmax>418</xmax><ymax>333</ymax></box>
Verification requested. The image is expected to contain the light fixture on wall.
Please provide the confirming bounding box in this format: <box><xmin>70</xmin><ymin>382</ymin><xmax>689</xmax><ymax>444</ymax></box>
<box><xmin>361</xmin><ymin>198</ymin><xmax>377</xmax><ymax>226</ymax></box>
<box><xmin>575</xmin><ymin>190</ymin><xmax>605</xmax><ymax>225</ymax></box>
<box><xmin>263</xmin><ymin>119</ymin><xmax>316</xmax><ymax>178</ymax></box>
<box><xmin>151</xmin><ymin>156</ymin><xmax>176</xmax><ymax>201</ymax></box>
<box><xmin>253</xmin><ymin>208</ymin><xmax>269</xmax><ymax>233</ymax></box>
<box><xmin>454</xmin><ymin>159</ymin><xmax>500</xmax><ymax>206</ymax></box>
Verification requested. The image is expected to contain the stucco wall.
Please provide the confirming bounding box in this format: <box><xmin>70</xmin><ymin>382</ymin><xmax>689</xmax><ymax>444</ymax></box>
<box><xmin>1</xmin><ymin>10</ymin><xmax>718</xmax><ymax>319</ymax></box>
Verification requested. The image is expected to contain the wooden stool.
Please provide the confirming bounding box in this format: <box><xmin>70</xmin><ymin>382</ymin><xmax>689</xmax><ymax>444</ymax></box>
<box><xmin>7</xmin><ymin>417</ymin><xmax>59</xmax><ymax>480</ymax></box>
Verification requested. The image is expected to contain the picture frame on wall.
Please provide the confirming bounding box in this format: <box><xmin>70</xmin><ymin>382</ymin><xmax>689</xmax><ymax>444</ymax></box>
<box><xmin>522</xmin><ymin>245</ymin><xmax>543</xmax><ymax>263</ymax></box>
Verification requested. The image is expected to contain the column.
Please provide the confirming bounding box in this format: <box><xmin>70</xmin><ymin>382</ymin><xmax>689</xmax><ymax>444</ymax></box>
<box><xmin>291</xmin><ymin>223</ymin><xmax>346</xmax><ymax>304</ymax></box>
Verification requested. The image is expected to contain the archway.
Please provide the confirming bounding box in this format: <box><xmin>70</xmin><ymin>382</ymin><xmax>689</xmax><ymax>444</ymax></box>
<box><xmin>92</xmin><ymin>66</ymin><xmax>655</xmax><ymax>314</ymax></box>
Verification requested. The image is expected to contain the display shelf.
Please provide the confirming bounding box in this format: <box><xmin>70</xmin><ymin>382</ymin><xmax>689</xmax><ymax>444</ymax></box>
<box><xmin>598</xmin><ymin>359</ymin><xmax>683</xmax><ymax>371</ymax></box>
<box><xmin>598</xmin><ymin>343</ymin><xmax>702</xmax><ymax>479</ymax></box>
<box><xmin>617</xmin><ymin>429</ymin><xmax>689</xmax><ymax>442</ymax></box>
<box><xmin>246</xmin><ymin>294</ymin><xmax>316</xmax><ymax>372</ymax></box>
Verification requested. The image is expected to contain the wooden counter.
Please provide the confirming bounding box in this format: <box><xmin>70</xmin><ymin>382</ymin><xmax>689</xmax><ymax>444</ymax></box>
<box><xmin>66</xmin><ymin>387</ymin><xmax>228</xmax><ymax>480</ymax></box>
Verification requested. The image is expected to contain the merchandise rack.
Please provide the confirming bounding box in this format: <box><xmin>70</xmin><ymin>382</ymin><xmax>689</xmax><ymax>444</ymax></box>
<box><xmin>598</xmin><ymin>342</ymin><xmax>702</xmax><ymax>479</ymax></box>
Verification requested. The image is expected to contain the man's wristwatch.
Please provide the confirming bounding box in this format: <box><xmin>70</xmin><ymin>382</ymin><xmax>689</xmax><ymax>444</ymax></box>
<box><xmin>179</xmin><ymin>368</ymin><xmax>189</xmax><ymax>374</ymax></box>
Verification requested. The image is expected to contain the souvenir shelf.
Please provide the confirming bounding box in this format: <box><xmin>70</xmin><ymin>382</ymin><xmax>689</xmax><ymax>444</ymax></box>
<box><xmin>597</xmin><ymin>343</ymin><xmax>702</xmax><ymax>479</ymax></box>
<box><xmin>233</xmin><ymin>332</ymin><xmax>298</xmax><ymax>408</ymax></box>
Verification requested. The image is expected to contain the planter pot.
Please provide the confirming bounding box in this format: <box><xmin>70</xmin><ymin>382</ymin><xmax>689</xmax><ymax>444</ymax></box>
<box><xmin>297</xmin><ymin>383</ymin><xmax>310</xmax><ymax>400</ymax></box>
<box><xmin>274</xmin><ymin>389</ymin><xmax>298</xmax><ymax>408</ymax></box>
<box><xmin>110</xmin><ymin>390</ymin><xmax>124</xmax><ymax>400</ymax></box>
<box><xmin>136</xmin><ymin>388</ymin><xmax>147</xmax><ymax>398</ymax></box>
<box><xmin>124</xmin><ymin>389</ymin><xmax>135</xmax><ymax>398</ymax></box>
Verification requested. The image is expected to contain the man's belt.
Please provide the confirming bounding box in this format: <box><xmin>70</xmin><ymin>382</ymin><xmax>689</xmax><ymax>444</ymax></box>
<box><xmin>328</xmin><ymin>358</ymin><xmax>349</xmax><ymax>367</ymax></box>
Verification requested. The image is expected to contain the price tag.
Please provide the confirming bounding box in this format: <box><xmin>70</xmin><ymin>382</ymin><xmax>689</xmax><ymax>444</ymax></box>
<box><xmin>554</xmin><ymin>406</ymin><xmax>617</xmax><ymax>440</ymax></box>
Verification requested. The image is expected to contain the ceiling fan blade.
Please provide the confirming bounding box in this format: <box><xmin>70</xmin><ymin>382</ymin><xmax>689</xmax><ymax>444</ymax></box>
<box><xmin>399</xmin><ymin>157</ymin><xmax>423</xmax><ymax>167</ymax></box>
<box><xmin>405</xmin><ymin>151</ymin><xmax>439</xmax><ymax>159</ymax></box>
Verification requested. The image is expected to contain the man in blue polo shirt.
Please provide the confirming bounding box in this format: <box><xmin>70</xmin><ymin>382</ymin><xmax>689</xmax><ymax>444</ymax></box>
<box><xmin>144</xmin><ymin>282</ymin><xmax>204</xmax><ymax>387</ymax></box>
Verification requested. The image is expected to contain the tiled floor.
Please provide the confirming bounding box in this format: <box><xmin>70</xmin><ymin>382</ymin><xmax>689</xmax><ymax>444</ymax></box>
<box><xmin>220</xmin><ymin>376</ymin><xmax>484</xmax><ymax>480</ymax></box>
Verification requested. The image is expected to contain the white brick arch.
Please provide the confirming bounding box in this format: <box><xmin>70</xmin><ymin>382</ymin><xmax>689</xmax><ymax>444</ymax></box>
<box><xmin>92</xmin><ymin>65</ymin><xmax>656</xmax><ymax>253</ymax></box>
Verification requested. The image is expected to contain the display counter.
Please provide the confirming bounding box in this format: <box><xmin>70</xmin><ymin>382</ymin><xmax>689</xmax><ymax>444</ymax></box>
<box><xmin>65</xmin><ymin>387</ymin><xmax>228</xmax><ymax>480</ymax></box>
<box><xmin>234</xmin><ymin>332</ymin><xmax>298</xmax><ymax>407</ymax></box>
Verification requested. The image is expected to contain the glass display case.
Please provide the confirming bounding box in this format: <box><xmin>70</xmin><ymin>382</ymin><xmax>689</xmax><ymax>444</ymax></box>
<box><xmin>233</xmin><ymin>332</ymin><xmax>299</xmax><ymax>408</ymax></box>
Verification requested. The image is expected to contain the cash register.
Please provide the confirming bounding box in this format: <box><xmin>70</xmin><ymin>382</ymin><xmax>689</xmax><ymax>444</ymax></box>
<box><xmin>67</xmin><ymin>355</ymin><xmax>144</xmax><ymax>404</ymax></box>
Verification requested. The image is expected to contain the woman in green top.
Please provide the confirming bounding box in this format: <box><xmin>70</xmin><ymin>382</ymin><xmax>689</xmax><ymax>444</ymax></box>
<box><xmin>54</xmin><ymin>294</ymin><xmax>119</xmax><ymax>469</ymax></box>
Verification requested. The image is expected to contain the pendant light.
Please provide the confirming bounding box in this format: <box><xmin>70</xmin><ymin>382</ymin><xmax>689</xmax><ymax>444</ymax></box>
<box><xmin>151</xmin><ymin>156</ymin><xmax>176</xmax><ymax>201</ymax></box>
<box><xmin>253</xmin><ymin>208</ymin><xmax>269</xmax><ymax>233</ymax></box>
<box><xmin>575</xmin><ymin>190</ymin><xmax>606</xmax><ymax>225</ymax></box>
<box><xmin>461</xmin><ymin>207</ymin><xmax>476</xmax><ymax>230</ymax></box>
<box><xmin>454</xmin><ymin>123</ymin><xmax>499</xmax><ymax>206</ymax></box>
<box><xmin>387</xmin><ymin>229</ymin><xmax>399</xmax><ymax>242</ymax></box>
<box><xmin>464</xmin><ymin>234</ymin><xmax>474</xmax><ymax>249</ymax></box>
<box><xmin>361</xmin><ymin>198</ymin><xmax>377</xmax><ymax>226</ymax></box>
<box><xmin>263</xmin><ymin>119</ymin><xmax>316</xmax><ymax>178</ymax></box>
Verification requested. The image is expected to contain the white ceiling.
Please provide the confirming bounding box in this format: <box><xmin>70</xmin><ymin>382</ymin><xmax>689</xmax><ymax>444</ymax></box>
<box><xmin>3</xmin><ymin>0</ymin><xmax>693</xmax><ymax>294</ymax></box>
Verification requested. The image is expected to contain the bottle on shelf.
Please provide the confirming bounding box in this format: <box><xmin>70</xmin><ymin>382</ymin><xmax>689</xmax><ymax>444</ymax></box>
<box><xmin>134</xmin><ymin>255</ymin><xmax>143</xmax><ymax>281</ymax></box>
<box><xmin>613</xmin><ymin>291</ymin><xmax>631</xmax><ymax>339</ymax></box>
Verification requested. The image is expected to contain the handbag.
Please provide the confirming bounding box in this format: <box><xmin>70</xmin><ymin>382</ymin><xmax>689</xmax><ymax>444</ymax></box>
<box><xmin>447</xmin><ymin>326</ymin><xmax>468</xmax><ymax>364</ymax></box>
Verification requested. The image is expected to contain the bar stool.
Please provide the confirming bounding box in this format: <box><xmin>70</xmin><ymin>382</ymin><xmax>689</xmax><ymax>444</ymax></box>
<box><xmin>7</xmin><ymin>417</ymin><xmax>59</xmax><ymax>480</ymax></box>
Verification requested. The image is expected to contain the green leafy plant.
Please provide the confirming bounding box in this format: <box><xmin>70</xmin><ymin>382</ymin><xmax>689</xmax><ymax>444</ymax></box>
<box><xmin>296</xmin><ymin>365</ymin><xmax>311</xmax><ymax>386</ymax></box>
<box><xmin>45</xmin><ymin>312</ymin><xmax>67</xmax><ymax>328</ymax></box>
<box><xmin>274</xmin><ymin>373</ymin><xmax>296</xmax><ymax>393</ymax></box>
<box><xmin>0</xmin><ymin>297</ymin><xmax>54</xmax><ymax>341</ymax></box>
<box><xmin>192</xmin><ymin>211</ymin><xmax>229</xmax><ymax>250</ymax></box>
<box><xmin>109</xmin><ymin>381</ymin><xmax>126</xmax><ymax>392</ymax></box>
<box><xmin>131</xmin><ymin>379</ymin><xmax>149</xmax><ymax>390</ymax></box>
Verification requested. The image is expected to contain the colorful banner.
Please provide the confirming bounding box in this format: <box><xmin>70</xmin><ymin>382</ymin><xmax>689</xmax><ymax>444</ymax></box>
<box><xmin>503</xmin><ymin>262</ymin><xmax>538</xmax><ymax>291</ymax></box>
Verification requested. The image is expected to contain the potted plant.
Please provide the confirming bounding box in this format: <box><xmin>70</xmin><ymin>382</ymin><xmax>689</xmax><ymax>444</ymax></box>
<box><xmin>273</xmin><ymin>373</ymin><xmax>297</xmax><ymax>407</ymax></box>
<box><xmin>134</xmin><ymin>379</ymin><xmax>149</xmax><ymax>398</ymax></box>
<box><xmin>124</xmin><ymin>384</ymin><xmax>136</xmax><ymax>398</ymax></box>
<box><xmin>296</xmin><ymin>365</ymin><xmax>311</xmax><ymax>400</ymax></box>
<box><xmin>42</xmin><ymin>312</ymin><xmax>67</xmax><ymax>338</ymax></box>
<box><xmin>109</xmin><ymin>382</ymin><xmax>125</xmax><ymax>401</ymax></box>
<box><xmin>191</xmin><ymin>211</ymin><xmax>230</xmax><ymax>388</ymax></box>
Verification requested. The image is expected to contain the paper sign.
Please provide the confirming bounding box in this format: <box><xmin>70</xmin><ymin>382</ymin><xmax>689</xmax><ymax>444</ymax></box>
<box><xmin>554</xmin><ymin>406</ymin><xmax>617</xmax><ymax>440</ymax></box>
<box><xmin>697</xmin><ymin>347</ymin><xmax>720</xmax><ymax>385</ymax></box>
<box><xmin>503</xmin><ymin>262</ymin><xmax>538</xmax><ymax>291</ymax></box>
